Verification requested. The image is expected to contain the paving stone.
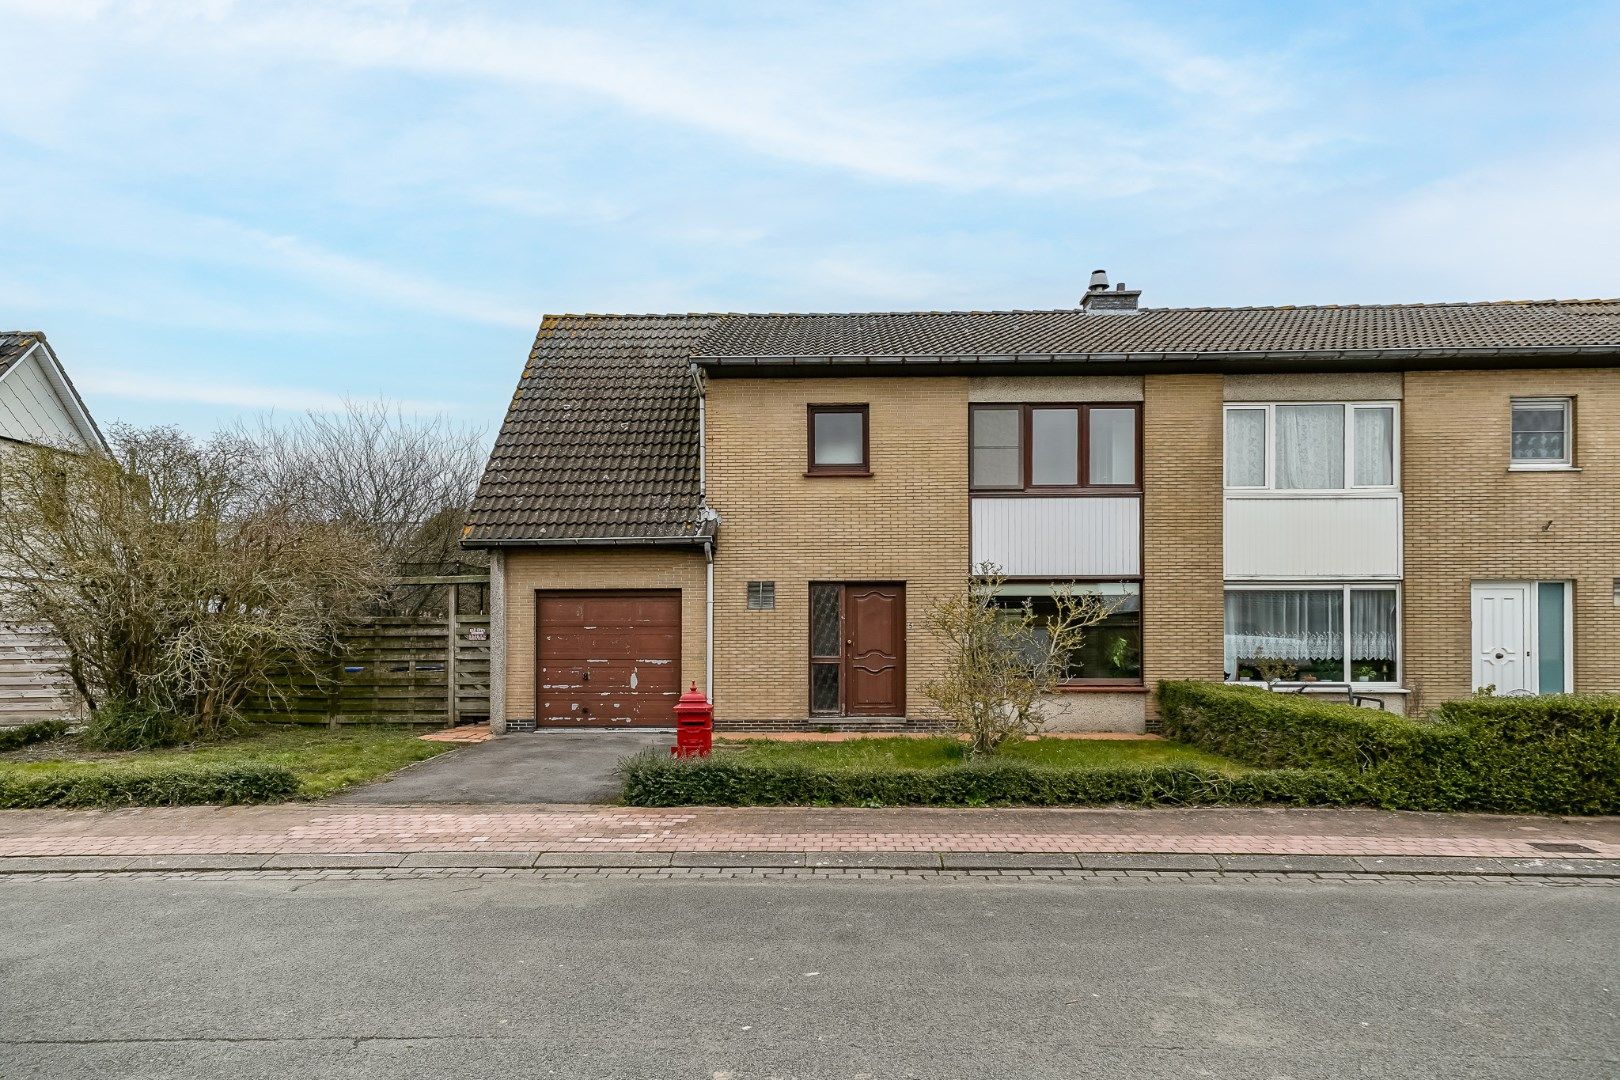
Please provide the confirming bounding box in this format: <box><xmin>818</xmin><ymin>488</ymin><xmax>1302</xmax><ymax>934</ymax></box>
<box><xmin>1353</xmin><ymin>856</ymin><xmax>1513</xmax><ymax>875</ymax></box>
<box><xmin>399</xmin><ymin>852</ymin><xmax>538</xmax><ymax>869</ymax></box>
<box><xmin>805</xmin><ymin>852</ymin><xmax>942</xmax><ymax>869</ymax></box>
<box><xmin>669</xmin><ymin>852</ymin><xmax>807</xmax><ymax>868</ymax></box>
<box><xmin>1491</xmin><ymin>858</ymin><xmax>1620</xmax><ymax>878</ymax></box>
<box><xmin>940</xmin><ymin>852</ymin><xmax>1080</xmax><ymax>870</ymax></box>
<box><xmin>1214</xmin><ymin>855</ymin><xmax>1365</xmax><ymax>874</ymax></box>
<box><xmin>0</xmin><ymin>856</ymin><xmax>135</xmax><ymax>874</ymax></box>
<box><xmin>120</xmin><ymin>854</ymin><xmax>273</xmax><ymax>871</ymax></box>
<box><xmin>1077</xmin><ymin>853</ymin><xmax>1221</xmax><ymax>872</ymax></box>
<box><xmin>262</xmin><ymin>853</ymin><xmax>406</xmax><ymax>869</ymax></box>
<box><xmin>531</xmin><ymin>851</ymin><xmax>672</xmax><ymax>868</ymax></box>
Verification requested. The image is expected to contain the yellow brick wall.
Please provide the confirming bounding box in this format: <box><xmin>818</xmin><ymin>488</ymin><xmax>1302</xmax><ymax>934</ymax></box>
<box><xmin>1141</xmin><ymin>374</ymin><xmax>1225</xmax><ymax>715</ymax></box>
<box><xmin>500</xmin><ymin>547</ymin><xmax>708</xmax><ymax>724</ymax></box>
<box><xmin>1403</xmin><ymin>368</ymin><xmax>1620</xmax><ymax>703</ymax></box>
<box><xmin>706</xmin><ymin>376</ymin><xmax>970</xmax><ymax>722</ymax></box>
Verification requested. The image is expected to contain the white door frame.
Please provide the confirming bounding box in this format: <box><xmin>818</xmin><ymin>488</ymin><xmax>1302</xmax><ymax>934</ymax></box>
<box><xmin>1470</xmin><ymin>580</ymin><xmax>1574</xmax><ymax>695</ymax></box>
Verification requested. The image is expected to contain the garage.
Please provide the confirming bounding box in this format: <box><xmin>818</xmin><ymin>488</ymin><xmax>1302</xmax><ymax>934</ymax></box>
<box><xmin>535</xmin><ymin>591</ymin><xmax>682</xmax><ymax>727</ymax></box>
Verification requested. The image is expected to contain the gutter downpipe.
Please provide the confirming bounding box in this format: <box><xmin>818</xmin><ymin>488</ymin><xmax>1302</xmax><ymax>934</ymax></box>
<box><xmin>692</xmin><ymin>363</ymin><xmax>714</xmax><ymax>701</ymax></box>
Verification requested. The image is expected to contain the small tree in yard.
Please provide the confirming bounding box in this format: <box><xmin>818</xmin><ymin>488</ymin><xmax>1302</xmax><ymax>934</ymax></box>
<box><xmin>924</xmin><ymin>564</ymin><xmax>1119</xmax><ymax>758</ymax></box>
<box><xmin>0</xmin><ymin>425</ymin><xmax>386</xmax><ymax>747</ymax></box>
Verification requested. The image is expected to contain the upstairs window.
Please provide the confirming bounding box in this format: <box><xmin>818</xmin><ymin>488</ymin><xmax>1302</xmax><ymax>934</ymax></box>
<box><xmin>1224</xmin><ymin>403</ymin><xmax>1398</xmax><ymax>491</ymax></box>
<box><xmin>970</xmin><ymin>403</ymin><xmax>1140</xmax><ymax>492</ymax></box>
<box><xmin>1510</xmin><ymin>398</ymin><xmax>1572</xmax><ymax>468</ymax></box>
<box><xmin>807</xmin><ymin>405</ymin><xmax>869</xmax><ymax>475</ymax></box>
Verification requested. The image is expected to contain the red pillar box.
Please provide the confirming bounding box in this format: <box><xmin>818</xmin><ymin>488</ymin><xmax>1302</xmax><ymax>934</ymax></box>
<box><xmin>672</xmin><ymin>682</ymin><xmax>713</xmax><ymax>757</ymax></box>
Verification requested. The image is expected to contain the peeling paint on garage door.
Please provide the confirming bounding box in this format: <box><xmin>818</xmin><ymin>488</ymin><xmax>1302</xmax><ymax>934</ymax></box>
<box><xmin>535</xmin><ymin>591</ymin><xmax>681</xmax><ymax>727</ymax></box>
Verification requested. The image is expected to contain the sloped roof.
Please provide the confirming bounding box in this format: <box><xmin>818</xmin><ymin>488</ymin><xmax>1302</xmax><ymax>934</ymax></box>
<box><xmin>464</xmin><ymin>315</ymin><xmax>720</xmax><ymax>544</ymax></box>
<box><xmin>0</xmin><ymin>331</ymin><xmax>43</xmax><ymax>376</ymax></box>
<box><xmin>695</xmin><ymin>300</ymin><xmax>1620</xmax><ymax>365</ymax></box>
<box><xmin>466</xmin><ymin>299</ymin><xmax>1620</xmax><ymax>546</ymax></box>
<box><xmin>0</xmin><ymin>331</ymin><xmax>106</xmax><ymax>451</ymax></box>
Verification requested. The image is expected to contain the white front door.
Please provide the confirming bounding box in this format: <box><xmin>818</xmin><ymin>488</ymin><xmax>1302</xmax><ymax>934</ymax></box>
<box><xmin>1471</xmin><ymin>583</ymin><xmax>1531</xmax><ymax>694</ymax></box>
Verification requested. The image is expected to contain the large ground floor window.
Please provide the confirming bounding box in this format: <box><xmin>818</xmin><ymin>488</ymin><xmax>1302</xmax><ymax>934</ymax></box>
<box><xmin>991</xmin><ymin>581</ymin><xmax>1142</xmax><ymax>685</ymax></box>
<box><xmin>1224</xmin><ymin>584</ymin><xmax>1399</xmax><ymax>686</ymax></box>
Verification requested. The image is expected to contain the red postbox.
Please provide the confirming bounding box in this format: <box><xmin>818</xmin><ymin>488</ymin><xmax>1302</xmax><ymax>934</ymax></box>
<box><xmin>672</xmin><ymin>682</ymin><xmax>713</xmax><ymax>757</ymax></box>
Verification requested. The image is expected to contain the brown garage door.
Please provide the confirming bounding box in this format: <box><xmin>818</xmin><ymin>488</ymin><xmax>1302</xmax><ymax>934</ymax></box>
<box><xmin>536</xmin><ymin>591</ymin><xmax>681</xmax><ymax>727</ymax></box>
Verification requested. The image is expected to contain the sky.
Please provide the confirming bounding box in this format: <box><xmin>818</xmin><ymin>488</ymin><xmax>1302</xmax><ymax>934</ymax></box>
<box><xmin>1</xmin><ymin>1</ymin><xmax>1617</xmax><ymax>438</ymax></box>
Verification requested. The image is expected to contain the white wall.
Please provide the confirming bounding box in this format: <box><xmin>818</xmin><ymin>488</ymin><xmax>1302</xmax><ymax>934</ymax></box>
<box><xmin>0</xmin><ymin>348</ymin><xmax>92</xmax><ymax>449</ymax></box>
<box><xmin>971</xmin><ymin>497</ymin><xmax>1140</xmax><ymax>577</ymax></box>
<box><xmin>1224</xmin><ymin>494</ymin><xmax>1402</xmax><ymax>580</ymax></box>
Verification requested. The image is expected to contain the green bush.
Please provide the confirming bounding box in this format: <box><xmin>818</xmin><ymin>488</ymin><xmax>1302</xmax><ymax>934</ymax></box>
<box><xmin>0</xmin><ymin>720</ymin><xmax>70</xmax><ymax>753</ymax></box>
<box><xmin>619</xmin><ymin>751</ymin><xmax>1361</xmax><ymax>809</ymax></box>
<box><xmin>80</xmin><ymin>700</ymin><xmax>203</xmax><ymax>751</ymax></box>
<box><xmin>0</xmin><ymin>761</ymin><xmax>299</xmax><ymax>809</ymax></box>
<box><xmin>1157</xmin><ymin>681</ymin><xmax>1620</xmax><ymax>814</ymax></box>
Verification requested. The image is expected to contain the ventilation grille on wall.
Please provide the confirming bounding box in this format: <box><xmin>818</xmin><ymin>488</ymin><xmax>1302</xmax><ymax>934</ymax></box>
<box><xmin>747</xmin><ymin>581</ymin><xmax>776</xmax><ymax>610</ymax></box>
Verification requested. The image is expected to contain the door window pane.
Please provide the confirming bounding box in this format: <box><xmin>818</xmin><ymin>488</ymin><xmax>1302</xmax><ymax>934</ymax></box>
<box><xmin>811</xmin><ymin>409</ymin><xmax>865</xmax><ymax>467</ymax></box>
<box><xmin>1225</xmin><ymin>408</ymin><xmax>1266</xmax><ymax>487</ymax></box>
<box><xmin>1511</xmin><ymin>400</ymin><xmax>1570</xmax><ymax>463</ymax></box>
<box><xmin>1274</xmin><ymin>405</ymin><xmax>1345</xmax><ymax>489</ymax></box>
<box><xmin>1224</xmin><ymin>589</ymin><xmax>1344</xmax><ymax>681</ymax></box>
<box><xmin>1353</xmin><ymin>407</ymin><xmax>1395</xmax><ymax>487</ymax></box>
<box><xmin>1029</xmin><ymin>408</ymin><xmax>1079</xmax><ymax>486</ymax></box>
<box><xmin>1088</xmin><ymin>408</ymin><xmax>1136</xmax><ymax>485</ymax></box>
<box><xmin>810</xmin><ymin>663</ymin><xmax>840</xmax><ymax>713</ymax></box>
<box><xmin>1350</xmin><ymin>590</ymin><xmax>1398</xmax><ymax>683</ymax></box>
<box><xmin>970</xmin><ymin>407</ymin><xmax>1021</xmax><ymax>488</ymax></box>
<box><xmin>1537</xmin><ymin>582</ymin><xmax>1566</xmax><ymax>693</ymax></box>
<box><xmin>809</xmin><ymin>584</ymin><xmax>841</xmax><ymax>657</ymax></box>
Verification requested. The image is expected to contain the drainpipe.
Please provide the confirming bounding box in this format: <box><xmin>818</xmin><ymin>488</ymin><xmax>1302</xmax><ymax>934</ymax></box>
<box><xmin>704</xmin><ymin>538</ymin><xmax>715</xmax><ymax>700</ymax></box>
<box><xmin>691</xmin><ymin>363</ymin><xmax>714</xmax><ymax>701</ymax></box>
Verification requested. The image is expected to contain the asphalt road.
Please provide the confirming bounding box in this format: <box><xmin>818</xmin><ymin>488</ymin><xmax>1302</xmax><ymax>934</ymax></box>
<box><xmin>3</xmin><ymin>875</ymin><xmax>1615</xmax><ymax>1079</ymax></box>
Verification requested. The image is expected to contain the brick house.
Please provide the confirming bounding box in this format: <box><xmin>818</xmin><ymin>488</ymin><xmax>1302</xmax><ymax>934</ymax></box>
<box><xmin>464</xmin><ymin>277</ymin><xmax>1619</xmax><ymax>733</ymax></box>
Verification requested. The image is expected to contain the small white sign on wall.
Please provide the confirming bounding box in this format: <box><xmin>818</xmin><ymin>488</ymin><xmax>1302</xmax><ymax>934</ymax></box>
<box><xmin>466</xmin><ymin>627</ymin><xmax>489</xmax><ymax>641</ymax></box>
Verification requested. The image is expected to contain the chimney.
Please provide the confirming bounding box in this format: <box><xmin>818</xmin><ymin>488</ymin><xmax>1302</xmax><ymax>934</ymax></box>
<box><xmin>1080</xmin><ymin>269</ymin><xmax>1141</xmax><ymax>313</ymax></box>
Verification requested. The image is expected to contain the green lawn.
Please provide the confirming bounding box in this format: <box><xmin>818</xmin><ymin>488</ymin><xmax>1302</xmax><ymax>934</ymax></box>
<box><xmin>715</xmin><ymin>735</ymin><xmax>1247</xmax><ymax>773</ymax></box>
<box><xmin>0</xmin><ymin>724</ymin><xmax>456</xmax><ymax>800</ymax></box>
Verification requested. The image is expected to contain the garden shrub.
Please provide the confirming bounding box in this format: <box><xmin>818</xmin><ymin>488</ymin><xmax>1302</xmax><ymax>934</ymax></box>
<box><xmin>0</xmin><ymin>720</ymin><xmax>70</xmax><ymax>753</ymax></box>
<box><xmin>0</xmin><ymin>761</ymin><xmax>300</xmax><ymax>809</ymax></box>
<box><xmin>1158</xmin><ymin>681</ymin><xmax>1620</xmax><ymax>814</ymax></box>
<box><xmin>79</xmin><ymin>700</ymin><xmax>206</xmax><ymax>751</ymax></box>
<box><xmin>619</xmin><ymin>751</ymin><xmax>1360</xmax><ymax>809</ymax></box>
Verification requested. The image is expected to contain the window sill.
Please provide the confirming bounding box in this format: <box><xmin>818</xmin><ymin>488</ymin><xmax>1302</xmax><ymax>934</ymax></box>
<box><xmin>1507</xmin><ymin>464</ymin><xmax>1581</xmax><ymax>473</ymax></box>
<box><xmin>1055</xmin><ymin>683</ymin><xmax>1148</xmax><ymax>694</ymax></box>
<box><xmin>970</xmin><ymin>489</ymin><xmax>1142</xmax><ymax>498</ymax></box>
<box><xmin>1226</xmin><ymin>681</ymin><xmax>1408</xmax><ymax>694</ymax></box>
<box><xmin>804</xmin><ymin>469</ymin><xmax>873</xmax><ymax>478</ymax></box>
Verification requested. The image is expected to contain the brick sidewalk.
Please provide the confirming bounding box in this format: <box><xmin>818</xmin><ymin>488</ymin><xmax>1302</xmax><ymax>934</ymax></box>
<box><xmin>1</xmin><ymin>804</ymin><xmax>1616</xmax><ymax>860</ymax></box>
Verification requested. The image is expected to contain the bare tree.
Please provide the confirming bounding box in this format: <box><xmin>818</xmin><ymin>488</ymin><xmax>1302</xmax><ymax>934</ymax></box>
<box><xmin>0</xmin><ymin>425</ymin><xmax>386</xmax><ymax>743</ymax></box>
<box><xmin>245</xmin><ymin>400</ymin><xmax>487</xmax><ymax>575</ymax></box>
<box><xmin>924</xmin><ymin>564</ymin><xmax>1119</xmax><ymax>758</ymax></box>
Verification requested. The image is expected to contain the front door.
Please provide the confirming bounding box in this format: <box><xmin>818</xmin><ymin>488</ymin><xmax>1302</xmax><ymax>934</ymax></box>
<box><xmin>1471</xmin><ymin>583</ymin><xmax>1530</xmax><ymax>694</ymax></box>
<box><xmin>809</xmin><ymin>583</ymin><xmax>905</xmax><ymax>716</ymax></box>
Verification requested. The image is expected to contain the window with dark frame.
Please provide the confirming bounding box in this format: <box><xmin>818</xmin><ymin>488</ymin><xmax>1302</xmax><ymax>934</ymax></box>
<box><xmin>969</xmin><ymin>403</ymin><xmax>1140</xmax><ymax>492</ymax></box>
<box><xmin>988</xmin><ymin>584</ymin><xmax>1143</xmax><ymax>685</ymax></box>
<box><xmin>807</xmin><ymin>405</ymin><xmax>870</xmax><ymax>475</ymax></box>
<box><xmin>746</xmin><ymin>581</ymin><xmax>776</xmax><ymax>610</ymax></box>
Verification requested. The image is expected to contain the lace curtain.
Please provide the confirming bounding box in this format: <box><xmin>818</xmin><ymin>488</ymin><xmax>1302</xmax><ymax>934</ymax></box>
<box><xmin>1224</xmin><ymin>589</ymin><xmax>1398</xmax><ymax>680</ymax></box>
<box><xmin>1274</xmin><ymin>405</ymin><xmax>1344</xmax><ymax>489</ymax></box>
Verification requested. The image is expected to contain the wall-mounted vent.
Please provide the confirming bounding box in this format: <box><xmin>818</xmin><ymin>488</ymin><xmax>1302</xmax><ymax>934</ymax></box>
<box><xmin>747</xmin><ymin>581</ymin><xmax>776</xmax><ymax>610</ymax></box>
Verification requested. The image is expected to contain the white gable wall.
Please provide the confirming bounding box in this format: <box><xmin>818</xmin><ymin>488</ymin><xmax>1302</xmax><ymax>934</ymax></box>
<box><xmin>0</xmin><ymin>345</ymin><xmax>95</xmax><ymax>450</ymax></box>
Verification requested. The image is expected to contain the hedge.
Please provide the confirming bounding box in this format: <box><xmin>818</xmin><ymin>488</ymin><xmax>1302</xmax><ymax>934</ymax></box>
<box><xmin>0</xmin><ymin>720</ymin><xmax>71</xmax><ymax>753</ymax></box>
<box><xmin>620</xmin><ymin>751</ymin><xmax>1361</xmax><ymax>809</ymax></box>
<box><xmin>0</xmin><ymin>761</ymin><xmax>300</xmax><ymax>809</ymax></box>
<box><xmin>1158</xmin><ymin>681</ymin><xmax>1620</xmax><ymax>814</ymax></box>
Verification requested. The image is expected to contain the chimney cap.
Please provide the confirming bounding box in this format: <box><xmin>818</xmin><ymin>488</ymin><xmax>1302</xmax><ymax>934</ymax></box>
<box><xmin>1087</xmin><ymin>269</ymin><xmax>1109</xmax><ymax>293</ymax></box>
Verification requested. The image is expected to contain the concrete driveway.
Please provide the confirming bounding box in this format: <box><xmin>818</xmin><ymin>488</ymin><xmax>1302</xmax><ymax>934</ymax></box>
<box><xmin>333</xmin><ymin>730</ymin><xmax>671</xmax><ymax>805</ymax></box>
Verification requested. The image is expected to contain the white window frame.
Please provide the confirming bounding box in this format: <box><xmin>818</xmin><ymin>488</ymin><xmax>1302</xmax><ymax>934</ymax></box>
<box><xmin>1223</xmin><ymin>581</ymin><xmax>1403</xmax><ymax>689</ymax></box>
<box><xmin>1223</xmin><ymin>402</ymin><xmax>1401</xmax><ymax>494</ymax></box>
<box><xmin>1508</xmin><ymin>397</ymin><xmax>1574</xmax><ymax>470</ymax></box>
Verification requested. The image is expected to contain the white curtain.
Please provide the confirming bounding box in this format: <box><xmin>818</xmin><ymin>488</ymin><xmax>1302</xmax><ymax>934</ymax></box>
<box><xmin>1274</xmin><ymin>405</ymin><xmax>1344</xmax><ymax>489</ymax></box>
<box><xmin>1088</xmin><ymin>408</ymin><xmax>1136</xmax><ymax>485</ymax></box>
<box><xmin>1224</xmin><ymin>590</ymin><xmax>1343</xmax><ymax>677</ymax></box>
<box><xmin>1225</xmin><ymin>408</ymin><xmax>1265</xmax><ymax>486</ymax></box>
<box><xmin>1349</xmin><ymin>589</ymin><xmax>1397</xmax><ymax>663</ymax></box>
<box><xmin>1353</xmin><ymin>407</ymin><xmax>1394</xmax><ymax>486</ymax></box>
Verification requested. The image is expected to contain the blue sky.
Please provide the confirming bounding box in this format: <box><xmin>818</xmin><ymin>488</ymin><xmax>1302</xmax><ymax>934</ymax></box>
<box><xmin>2</xmin><ymin>1</ymin><xmax>1617</xmax><ymax>437</ymax></box>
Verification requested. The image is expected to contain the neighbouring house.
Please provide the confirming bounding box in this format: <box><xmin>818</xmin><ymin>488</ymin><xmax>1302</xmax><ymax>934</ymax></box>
<box><xmin>0</xmin><ymin>332</ymin><xmax>106</xmax><ymax>725</ymax></box>
<box><xmin>463</xmin><ymin>276</ymin><xmax>1620</xmax><ymax>733</ymax></box>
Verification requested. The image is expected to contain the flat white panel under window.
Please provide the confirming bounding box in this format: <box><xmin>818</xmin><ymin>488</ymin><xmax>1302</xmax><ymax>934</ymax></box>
<box><xmin>1352</xmin><ymin>406</ymin><xmax>1395</xmax><ymax>487</ymax></box>
<box><xmin>1088</xmin><ymin>408</ymin><xmax>1136</xmax><ymax>486</ymax></box>
<box><xmin>971</xmin><ymin>407</ymin><xmax>1021</xmax><ymax>488</ymax></box>
<box><xmin>1029</xmin><ymin>408</ymin><xmax>1079</xmax><ymax>486</ymax></box>
<box><xmin>1225</xmin><ymin>408</ymin><xmax>1266</xmax><ymax>487</ymax></box>
<box><xmin>1274</xmin><ymin>405</ymin><xmax>1345</xmax><ymax>490</ymax></box>
<box><xmin>1510</xmin><ymin>398</ymin><xmax>1571</xmax><ymax>465</ymax></box>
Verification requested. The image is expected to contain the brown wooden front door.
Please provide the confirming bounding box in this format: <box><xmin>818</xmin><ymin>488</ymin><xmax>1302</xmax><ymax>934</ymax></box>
<box><xmin>809</xmin><ymin>583</ymin><xmax>905</xmax><ymax>717</ymax></box>
<box><xmin>535</xmin><ymin>591</ymin><xmax>681</xmax><ymax>727</ymax></box>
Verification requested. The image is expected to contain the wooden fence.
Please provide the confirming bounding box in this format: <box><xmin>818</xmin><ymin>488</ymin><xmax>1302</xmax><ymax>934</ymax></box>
<box><xmin>251</xmin><ymin>612</ymin><xmax>491</xmax><ymax>726</ymax></box>
<box><xmin>0</xmin><ymin>622</ymin><xmax>83</xmax><ymax>726</ymax></box>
